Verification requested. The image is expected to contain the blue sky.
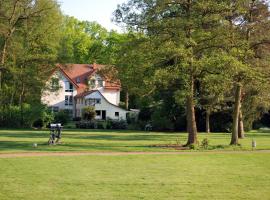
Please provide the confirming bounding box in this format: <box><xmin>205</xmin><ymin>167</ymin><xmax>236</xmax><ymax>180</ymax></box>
<box><xmin>59</xmin><ymin>0</ymin><xmax>127</xmax><ymax>32</ymax></box>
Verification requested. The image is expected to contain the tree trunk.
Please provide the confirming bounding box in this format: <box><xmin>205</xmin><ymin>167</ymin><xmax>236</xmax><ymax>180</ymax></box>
<box><xmin>186</xmin><ymin>75</ymin><xmax>198</xmax><ymax>146</ymax></box>
<box><xmin>0</xmin><ymin>38</ymin><xmax>8</xmax><ymax>90</ymax></box>
<box><xmin>230</xmin><ymin>84</ymin><xmax>242</xmax><ymax>145</ymax></box>
<box><xmin>238</xmin><ymin>107</ymin><xmax>245</xmax><ymax>139</ymax></box>
<box><xmin>19</xmin><ymin>83</ymin><xmax>25</xmax><ymax>127</ymax></box>
<box><xmin>125</xmin><ymin>91</ymin><xmax>129</xmax><ymax>110</ymax></box>
<box><xmin>206</xmin><ymin>109</ymin><xmax>210</xmax><ymax>133</ymax></box>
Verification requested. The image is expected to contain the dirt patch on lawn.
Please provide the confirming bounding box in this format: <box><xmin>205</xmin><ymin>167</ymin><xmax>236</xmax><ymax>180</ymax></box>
<box><xmin>150</xmin><ymin>144</ymin><xmax>189</xmax><ymax>150</ymax></box>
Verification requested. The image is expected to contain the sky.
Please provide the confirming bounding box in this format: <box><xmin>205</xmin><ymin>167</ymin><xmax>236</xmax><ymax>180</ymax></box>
<box><xmin>59</xmin><ymin>0</ymin><xmax>127</xmax><ymax>32</ymax></box>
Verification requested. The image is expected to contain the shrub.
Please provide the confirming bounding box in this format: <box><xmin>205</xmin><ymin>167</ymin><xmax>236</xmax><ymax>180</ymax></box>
<box><xmin>201</xmin><ymin>138</ymin><xmax>209</xmax><ymax>149</ymax></box>
<box><xmin>97</xmin><ymin>121</ymin><xmax>106</xmax><ymax>129</ymax></box>
<box><xmin>73</xmin><ymin>117</ymin><xmax>82</xmax><ymax>121</ymax></box>
<box><xmin>189</xmin><ymin>144</ymin><xmax>198</xmax><ymax>150</ymax></box>
<box><xmin>0</xmin><ymin>103</ymin><xmax>51</xmax><ymax>128</ymax></box>
<box><xmin>151</xmin><ymin>110</ymin><xmax>174</xmax><ymax>131</ymax></box>
<box><xmin>75</xmin><ymin>120</ymin><xmax>97</xmax><ymax>129</ymax></box>
<box><xmin>82</xmin><ymin>106</ymin><xmax>96</xmax><ymax>121</ymax></box>
<box><xmin>54</xmin><ymin>110</ymin><xmax>71</xmax><ymax>125</ymax></box>
<box><xmin>107</xmin><ymin>119</ymin><xmax>128</xmax><ymax>130</ymax></box>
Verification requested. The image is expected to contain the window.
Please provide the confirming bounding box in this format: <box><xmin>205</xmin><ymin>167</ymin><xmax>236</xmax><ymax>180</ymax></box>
<box><xmin>97</xmin><ymin>79</ymin><xmax>103</xmax><ymax>87</ymax></box>
<box><xmin>53</xmin><ymin>107</ymin><xmax>59</xmax><ymax>112</ymax></box>
<box><xmin>49</xmin><ymin>106</ymin><xmax>59</xmax><ymax>112</ymax></box>
<box><xmin>51</xmin><ymin>78</ymin><xmax>59</xmax><ymax>91</ymax></box>
<box><xmin>88</xmin><ymin>78</ymin><xmax>96</xmax><ymax>89</ymax></box>
<box><xmin>115</xmin><ymin>112</ymin><xmax>119</xmax><ymax>117</ymax></box>
<box><xmin>65</xmin><ymin>95</ymin><xmax>73</xmax><ymax>106</ymax></box>
<box><xmin>96</xmin><ymin>110</ymin><xmax>101</xmax><ymax>116</ymax></box>
<box><xmin>76</xmin><ymin>77</ymin><xmax>81</xmax><ymax>83</ymax></box>
<box><xmin>85</xmin><ymin>98</ymin><xmax>101</xmax><ymax>106</ymax></box>
<box><xmin>96</xmin><ymin>99</ymin><xmax>101</xmax><ymax>104</ymax></box>
<box><xmin>65</xmin><ymin>82</ymin><xmax>73</xmax><ymax>92</ymax></box>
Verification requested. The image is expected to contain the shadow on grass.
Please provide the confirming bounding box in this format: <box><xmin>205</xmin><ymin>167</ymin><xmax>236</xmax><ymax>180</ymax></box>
<box><xmin>0</xmin><ymin>141</ymin><xmax>158</xmax><ymax>152</ymax></box>
<box><xmin>64</xmin><ymin>133</ymin><xmax>184</xmax><ymax>141</ymax></box>
<box><xmin>0</xmin><ymin>130</ymin><xmax>185</xmax><ymax>141</ymax></box>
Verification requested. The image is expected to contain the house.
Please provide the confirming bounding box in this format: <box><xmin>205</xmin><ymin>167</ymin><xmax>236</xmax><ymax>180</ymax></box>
<box><xmin>42</xmin><ymin>64</ymin><xmax>127</xmax><ymax>120</ymax></box>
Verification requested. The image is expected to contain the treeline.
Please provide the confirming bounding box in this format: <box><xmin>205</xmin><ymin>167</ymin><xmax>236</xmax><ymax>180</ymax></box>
<box><xmin>113</xmin><ymin>0</ymin><xmax>270</xmax><ymax>146</ymax></box>
<box><xmin>1</xmin><ymin>0</ymin><xmax>270</xmax><ymax>146</ymax></box>
<box><xmin>0</xmin><ymin>0</ymin><xmax>125</xmax><ymax>127</ymax></box>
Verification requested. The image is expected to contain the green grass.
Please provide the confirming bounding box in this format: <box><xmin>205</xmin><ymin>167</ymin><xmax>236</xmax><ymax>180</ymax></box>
<box><xmin>0</xmin><ymin>129</ymin><xmax>270</xmax><ymax>153</ymax></box>
<box><xmin>0</xmin><ymin>153</ymin><xmax>269</xmax><ymax>200</ymax></box>
<box><xmin>0</xmin><ymin>130</ymin><xmax>269</xmax><ymax>199</ymax></box>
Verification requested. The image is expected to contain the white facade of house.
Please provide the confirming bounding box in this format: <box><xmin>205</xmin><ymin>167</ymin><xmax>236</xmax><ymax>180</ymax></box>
<box><xmin>75</xmin><ymin>91</ymin><xmax>127</xmax><ymax>120</ymax></box>
<box><xmin>41</xmin><ymin>71</ymin><xmax>77</xmax><ymax>113</ymax></box>
<box><xmin>42</xmin><ymin>69</ymin><xmax>127</xmax><ymax>120</ymax></box>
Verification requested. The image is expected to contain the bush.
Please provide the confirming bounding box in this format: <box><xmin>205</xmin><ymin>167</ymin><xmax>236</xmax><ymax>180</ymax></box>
<box><xmin>75</xmin><ymin>120</ymin><xmax>97</xmax><ymax>129</ymax></box>
<box><xmin>75</xmin><ymin>119</ymin><xmax>127</xmax><ymax>130</ymax></box>
<box><xmin>54</xmin><ymin>110</ymin><xmax>71</xmax><ymax>125</ymax></box>
<box><xmin>73</xmin><ymin>117</ymin><xmax>82</xmax><ymax>121</ymax></box>
<box><xmin>189</xmin><ymin>144</ymin><xmax>199</xmax><ymax>150</ymax></box>
<box><xmin>33</xmin><ymin>107</ymin><xmax>54</xmax><ymax>128</ymax></box>
<box><xmin>151</xmin><ymin>109</ymin><xmax>174</xmax><ymax>131</ymax></box>
<box><xmin>97</xmin><ymin>121</ymin><xmax>106</xmax><ymax>129</ymax></box>
<box><xmin>0</xmin><ymin>103</ymin><xmax>51</xmax><ymax>128</ymax></box>
<box><xmin>82</xmin><ymin>106</ymin><xmax>96</xmax><ymax>121</ymax></box>
<box><xmin>105</xmin><ymin>119</ymin><xmax>127</xmax><ymax>130</ymax></box>
<box><xmin>201</xmin><ymin>138</ymin><xmax>209</xmax><ymax>149</ymax></box>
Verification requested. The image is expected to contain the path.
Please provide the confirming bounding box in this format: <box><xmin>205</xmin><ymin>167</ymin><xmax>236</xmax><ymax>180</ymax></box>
<box><xmin>0</xmin><ymin>150</ymin><xmax>270</xmax><ymax>158</ymax></box>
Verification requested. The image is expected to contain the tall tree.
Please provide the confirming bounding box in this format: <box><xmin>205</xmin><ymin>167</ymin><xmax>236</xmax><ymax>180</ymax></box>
<box><xmin>223</xmin><ymin>0</ymin><xmax>270</xmax><ymax>144</ymax></box>
<box><xmin>115</xmin><ymin>0</ymin><xmax>235</xmax><ymax>145</ymax></box>
<box><xmin>0</xmin><ymin>0</ymin><xmax>62</xmax><ymax>126</ymax></box>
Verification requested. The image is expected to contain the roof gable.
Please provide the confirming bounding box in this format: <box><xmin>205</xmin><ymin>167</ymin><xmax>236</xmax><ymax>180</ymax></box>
<box><xmin>56</xmin><ymin>63</ymin><xmax>120</xmax><ymax>94</ymax></box>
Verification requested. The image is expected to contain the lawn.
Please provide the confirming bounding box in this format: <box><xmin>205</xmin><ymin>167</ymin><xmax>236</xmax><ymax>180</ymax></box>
<box><xmin>0</xmin><ymin>153</ymin><xmax>269</xmax><ymax>200</ymax></box>
<box><xmin>0</xmin><ymin>129</ymin><xmax>270</xmax><ymax>153</ymax></box>
<box><xmin>0</xmin><ymin>129</ymin><xmax>270</xmax><ymax>200</ymax></box>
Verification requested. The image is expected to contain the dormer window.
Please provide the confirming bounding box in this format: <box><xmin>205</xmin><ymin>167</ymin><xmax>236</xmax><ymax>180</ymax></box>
<box><xmin>76</xmin><ymin>77</ymin><xmax>80</xmax><ymax>83</ymax></box>
<box><xmin>97</xmin><ymin>78</ymin><xmax>103</xmax><ymax>87</ymax></box>
<box><xmin>88</xmin><ymin>78</ymin><xmax>96</xmax><ymax>89</ymax></box>
<box><xmin>51</xmin><ymin>78</ymin><xmax>59</xmax><ymax>91</ymax></box>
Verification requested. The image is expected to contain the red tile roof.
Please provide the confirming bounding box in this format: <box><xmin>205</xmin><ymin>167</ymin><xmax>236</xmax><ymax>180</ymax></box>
<box><xmin>56</xmin><ymin>64</ymin><xmax>121</xmax><ymax>94</ymax></box>
<box><xmin>74</xmin><ymin>90</ymin><xmax>97</xmax><ymax>98</ymax></box>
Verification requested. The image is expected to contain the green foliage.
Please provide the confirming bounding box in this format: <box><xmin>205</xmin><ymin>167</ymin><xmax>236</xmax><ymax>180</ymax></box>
<box><xmin>82</xmin><ymin>106</ymin><xmax>96</xmax><ymax>121</ymax></box>
<box><xmin>201</xmin><ymin>138</ymin><xmax>210</xmax><ymax>150</ymax></box>
<box><xmin>0</xmin><ymin>103</ymin><xmax>48</xmax><ymax>128</ymax></box>
<box><xmin>0</xmin><ymin>0</ymin><xmax>63</xmax><ymax>128</ymax></box>
<box><xmin>33</xmin><ymin>107</ymin><xmax>54</xmax><ymax>128</ymax></box>
<box><xmin>75</xmin><ymin>121</ymin><xmax>97</xmax><ymax>129</ymax></box>
<box><xmin>54</xmin><ymin>110</ymin><xmax>71</xmax><ymax>125</ymax></box>
<box><xmin>151</xmin><ymin>109</ymin><xmax>174</xmax><ymax>131</ymax></box>
<box><xmin>106</xmin><ymin>119</ymin><xmax>128</xmax><ymax>130</ymax></box>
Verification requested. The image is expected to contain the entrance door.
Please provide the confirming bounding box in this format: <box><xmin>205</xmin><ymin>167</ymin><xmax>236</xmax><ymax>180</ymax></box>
<box><xmin>102</xmin><ymin>110</ymin><xmax>106</xmax><ymax>120</ymax></box>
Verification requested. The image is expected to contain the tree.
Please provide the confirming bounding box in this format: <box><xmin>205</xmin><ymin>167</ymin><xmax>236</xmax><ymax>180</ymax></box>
<box><xmin>115</xmin><ymin>0</ymin><xmax>234</xmax><ymax>145</ymax></box>
<box><xmin>0</xmin><ymin>0</ymin><xmax>62</xmax><ymax>127</ymax></box>
<box><xmin>82</xmin><ymin>106</ymin><xmax>96</xmax><ymax>121</ymax></box>
<box><xmin>114</xmin><ymin>32</ymin><xmax>152</xmax><ymax>110</ymax></box>
<box><xmin>222</xmin><ymin>0</ymin><xmax>270</xmax><ymax>144</ymax></box>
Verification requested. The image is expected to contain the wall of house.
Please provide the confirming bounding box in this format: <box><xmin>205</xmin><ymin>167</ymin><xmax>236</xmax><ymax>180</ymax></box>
<box><xmin>99</xmin><ymin>88</ymin><xmax>120</xmax><ymax>106</ymax></box>
<box><xmin>76</xmin><ymin>91</ymin><xmax>126</xmax><ymax>120</ymax></box>
<box><xmin>41</xmin><ymin>71</ymin><xmax>77</xmax><ymax>114</ymax></box>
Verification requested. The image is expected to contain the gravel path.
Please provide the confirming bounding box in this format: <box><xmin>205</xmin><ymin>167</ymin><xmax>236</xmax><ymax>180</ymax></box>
<box><xmin>0</xmin><ymin>150</ymin><xmax>270</xmax><ymax>158</ymax></box>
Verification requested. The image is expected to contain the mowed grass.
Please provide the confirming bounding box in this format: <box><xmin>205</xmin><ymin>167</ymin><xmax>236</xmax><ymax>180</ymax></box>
<box><xmin>0</xmin><ymin>153</ymin><xmax>269</xmax><ymax>200</ymax></box>
<box><xmin>0</xmin><ymin>130</ymin><xmax>270</xmax><ymax>199</ymax></box>
<box><xmin>0</xmin><ymin>129</ymin><xmax>270</xmax><ymax>153</ymax></box>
